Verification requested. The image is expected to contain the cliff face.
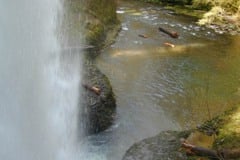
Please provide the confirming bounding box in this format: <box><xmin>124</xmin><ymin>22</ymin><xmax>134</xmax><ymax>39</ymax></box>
<box><xmin>84</xmin><ymin>0</ymin><xmax>120</xmax><ymax>49</ymax></box>
<box><xmin>81</xmin><ymin>0</ymin><xmax>120</xmax><ymax>134</ymax></box>
<box><xmin>60</xmin><ymin>0</ymin><xmax>120</xmax><ymax>54</ymax></box>
<box><xmin>61</xmin><ymin>0</ymin><xmax>119</xmax><ymax>134</ymax></box>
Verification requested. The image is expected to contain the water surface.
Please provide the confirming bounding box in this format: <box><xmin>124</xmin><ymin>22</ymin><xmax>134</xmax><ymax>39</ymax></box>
<box><xmin>94</xmin><ymin>0</ymin><xmax>240</xmax><ymax>159</ymax></box>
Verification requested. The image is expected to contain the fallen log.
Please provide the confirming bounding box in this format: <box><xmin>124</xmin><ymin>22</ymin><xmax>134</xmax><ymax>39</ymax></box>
<box><xmin>159</xmin><ymin>27</ymin><xmax>179</xmax><ymax>38</ymax></box>
<box><xmin>82</xmin><ymin>84</ymin><xmax>101</xmax><ymax>95</ymax></box>
<box><xmin>182</xmin><ymin>142</ymin><xmax>240</xmax><ymax>160</ymax></box>
<box><xmin>61</xmin><ymin>45</ymin><xmax>95</xmax><ymax>52</ymax></box>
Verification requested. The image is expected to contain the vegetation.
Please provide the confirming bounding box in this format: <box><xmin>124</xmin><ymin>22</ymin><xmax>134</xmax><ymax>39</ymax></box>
<box><xmin>83</xmin><ymin>0</ymin><xmax>120</xmax><ymax>48</ymax></box>
<box><xmin>137</xmin><ymin>0</ymin><xmax>240</xmax><ymax>34</ymax></box>
<box><xmin>195</xmin><ymin>0</ymin><xmax>240</xmax><ymax>34</ymax></box>
<box><xmin>61</xmin><ymin>0</ymin><xmax>119</xmax><ymax>49</ymax></box>
<box><xmin>191</xmin><ymin>107</ymin><xmax>240</xmax><ymax>158</ymax></box>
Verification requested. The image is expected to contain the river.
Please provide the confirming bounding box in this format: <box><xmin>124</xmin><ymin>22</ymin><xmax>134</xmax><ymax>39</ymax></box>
<box><xmin>1</xmin><ymin>0</ymin><xmax>240</xmax><ymax>160</ymax></box>
<box><xmin>94</xmin><ymin>0</ymin><xmax>240</xmax><ymax>159</ymax></box>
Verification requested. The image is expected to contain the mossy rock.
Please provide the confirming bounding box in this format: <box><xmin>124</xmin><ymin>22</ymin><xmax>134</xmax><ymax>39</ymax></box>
<box><xmin>83</xmin><ymin>0</ymin><xmax>120</xmax><ymax>48</ymax></box>
<box><xmin>81</xmin><ymin>57</ymin><xmax>116</xmax><ymax>134</ymax></box>
<box><xmin>122</xmin><ymin>131</ymin><xmax>192</xmax><ymax>160</ymax></box>
<box><xmin>61</xmin><ymin>0</ymin><xmax>119</xmax><ymax>134</ymax></box>
<box><xmin>213</xmin><ymin>106</ymin><xmax>240</xmax><ymax>149</ymax></box>
<box><xmin>197</xmin><ymin>105</ymin><xmax>240</xmax><ymax>150</ymax></box>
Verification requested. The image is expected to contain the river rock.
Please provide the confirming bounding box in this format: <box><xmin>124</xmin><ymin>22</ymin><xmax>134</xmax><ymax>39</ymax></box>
<box><xmin>79</xmin><ymin>0</ymin><xmax>120</xmax><ymax>134</ymax></box>
<box><xmin>81</xmin><ymin>59</ymin><xmax>116</xmax><ymax>134</ymax></box>
<box><xmin>122</xmin><ymin>131</ymin><xmax>191</xmax><ymax>160</ymax></box>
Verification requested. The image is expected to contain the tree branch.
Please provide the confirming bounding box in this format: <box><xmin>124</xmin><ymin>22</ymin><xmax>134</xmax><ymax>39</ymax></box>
<box><xmin>181</xmin><ymin>142</ymin><xmax>240</xmax><ymax>160</ymax></box>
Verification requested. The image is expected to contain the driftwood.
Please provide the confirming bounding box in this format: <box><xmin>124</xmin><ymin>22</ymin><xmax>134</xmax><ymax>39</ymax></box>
<box><xmin>159</xmin><ymin>27</ymin><xmax>179</xmax><ymax>38</ymax></box>
<box><xmin>182</xmin><ymin>142</ymin><xmax>240</xmax><ymax>160</ymax></box>
<box><xmin>82</xmin><ymin>84</ymin><xmax>101</xmax><ymax>95</ymax></box>
<box><xmin>164</xmin><ymin>42</ymin><xmax>175</xmax><ymax>48</ymax></box>
<box><xmin>138</xmin><ymin>34</ymin><xmax>148</xmax><ymax>38</ymax></box>
<box><xmin>61</xmin><ymin>45</ymin><xmax>95</xmax><ymax>52</ymax></box>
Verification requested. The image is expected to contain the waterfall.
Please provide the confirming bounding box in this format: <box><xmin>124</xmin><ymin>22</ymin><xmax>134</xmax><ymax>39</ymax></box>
<box><xmin>0</xmin><ymin>0</ymin><xmax>83</xmax><ymax>159</ymax></box>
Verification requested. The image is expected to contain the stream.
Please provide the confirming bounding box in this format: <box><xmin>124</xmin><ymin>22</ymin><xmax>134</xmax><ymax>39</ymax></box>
<box><xmin>94</xmin><ymin>0</ymin><xmax>240</xmax><ymax>159</ymax></box>
<box><xmin>1</xmin><ymin>0</ymin><xmax>240</xmax><ymax>160</ymax></box>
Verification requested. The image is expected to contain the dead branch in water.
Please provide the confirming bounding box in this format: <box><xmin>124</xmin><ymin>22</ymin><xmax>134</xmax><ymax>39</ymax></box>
<box><xmin>138</xmin><ymin>34</ymin><xmax>148</xmax><ymax>38</ymax></box>
<box><xmin>82</xmin><ymin>84</ymin><xmax>101</xmax><ymax>95</ymax></box>
<box><xmin>164</xmin><ymin>42</ymin><xmax>175</xmax><ymax>48</ymax></box>
<box><xmin>159</xmin><ymin>27</ymin><xmax>179</xmax><ymax>38</ymax></box>
<box><xmin>182</xmin><ymin>142</ymin><xmax>240</xmax><ymax>160</ymax></box>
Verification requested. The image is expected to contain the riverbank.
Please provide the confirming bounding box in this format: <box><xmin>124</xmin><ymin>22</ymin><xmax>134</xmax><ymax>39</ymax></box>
<box><xmin>137</xmin><ymin>0</ymin><xmax>240</xmax><ymax>35</ymax></box>
<box><xmin>123</xmin><ymin>105</ymin><xmax>240</xmax><ymax>160</ymax></box>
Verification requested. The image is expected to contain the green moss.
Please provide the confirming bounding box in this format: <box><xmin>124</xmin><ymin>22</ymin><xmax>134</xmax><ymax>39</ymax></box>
<box><xmin>165</xmin><ymin>5</ymin><xmax>205</xmax><ymax>18</ymax></box>
<box><xmin>213</xmin><ymin>105</ymin><xmax>240</xmax><ymax>149</ymax></box>
<box><xmin>135</xmin><ymin>0</ymin><xmax>205</xmax><ymax>18</ymax></box>
<box><xmin>139</xmin><ymin>0</ymin><xmax>193</xmax><ymax>5</ymax></box>
<box><xmin>85</xmin><ymin>0</ymin><xmax>118</xmax><ymax>25</ymax></box>
<box><xmin>83</xmin><ymin>0</ymin><xmax>120</xmax><ymax>50</ymax></box>
<box><xmin>60</xmin><ymin>0</ymin><xmax>120</xmax><ymax>57</ymax></box>
<box><xmin>82</xmin><ymin>61</ymin><xmax>116</xmax><ymax>134</ymax></box>
<box><xmin>215</xmin><ymin>132</ymin><xmax>240</xmax><ymax>149</ymax></box>
<box><xmin>197</xmin><ymin>105</ymin><xmax>240</xmax><ymax>149</ymax></box>
<box><xmin>85</xmin><ymin>23</ymin><xmax>105</xmax><ymax>46</ymax></box>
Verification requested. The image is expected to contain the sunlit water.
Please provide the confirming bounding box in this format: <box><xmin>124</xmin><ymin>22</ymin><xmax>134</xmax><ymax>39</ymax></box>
<box><xmin>0</xmin><ymin>0</ymin><xmax>83</xmax><ymax>160</ymax></box>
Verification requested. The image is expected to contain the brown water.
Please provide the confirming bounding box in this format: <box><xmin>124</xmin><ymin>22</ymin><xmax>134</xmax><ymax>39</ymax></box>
<box><xmin>91</xmin><ymin>0</ymin><xmax>240</xmax><ymax>159</ymax></box>
<box><xmin>97</xmin><ymin>0</ymin><xmax>240</xmax><ymax>128</ymax></box>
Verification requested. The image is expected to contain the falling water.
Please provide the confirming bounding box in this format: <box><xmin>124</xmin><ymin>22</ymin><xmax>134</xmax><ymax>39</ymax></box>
<box><xmin>0</xmin><ymin>0</ymin><xmax>83</xmax><ymax>160</ymax></box>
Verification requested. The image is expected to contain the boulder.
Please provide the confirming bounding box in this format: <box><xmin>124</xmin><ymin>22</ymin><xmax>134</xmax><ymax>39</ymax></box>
<box><xmin>122</xmin><ymin>131</ymin><xmax>191</xmax><ymax>160</ymax></box>
<box><xmin>81</xmin><ymin>60</ymin><xmax>116</xmax><ymax>134</ymax></box>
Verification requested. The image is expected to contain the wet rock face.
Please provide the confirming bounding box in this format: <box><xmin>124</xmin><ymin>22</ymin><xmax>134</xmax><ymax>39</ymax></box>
<box><xmin>81</xmin><ymin>59</ymin><xmax>116</xmax><ymax>134</ymax></box>
<box><xmin>78</xmin><ymin>0</ymin><xmax>119</xmax><ymax>134</ymax></box>
<box><xmin>122</xmin><ymin>131</ymin><xmax>190</xmax><ymax>160</ymax></box>
<box><xmin>84</xmin><ymin>0</ymin><xmax>120</xmax><ymax>50</ymax></box>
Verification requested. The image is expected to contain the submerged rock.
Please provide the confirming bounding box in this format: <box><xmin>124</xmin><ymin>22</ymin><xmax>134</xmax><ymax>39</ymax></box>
<box><xmin>122</xmin><ymin>131</ymin><xmax>191</xmax><ymax>160</ymax></box>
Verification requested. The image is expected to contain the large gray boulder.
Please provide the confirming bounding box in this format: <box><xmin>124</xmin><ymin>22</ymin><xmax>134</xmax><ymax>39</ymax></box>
<box><xmin>81</xmin><ymin>60</ymin><xmax>116</xmax><ymax>134</ymax></box>
<box><xmin>122</xmin><ymin>131</ymin><xmax>191</xmax><ymax>160</ymax></box>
